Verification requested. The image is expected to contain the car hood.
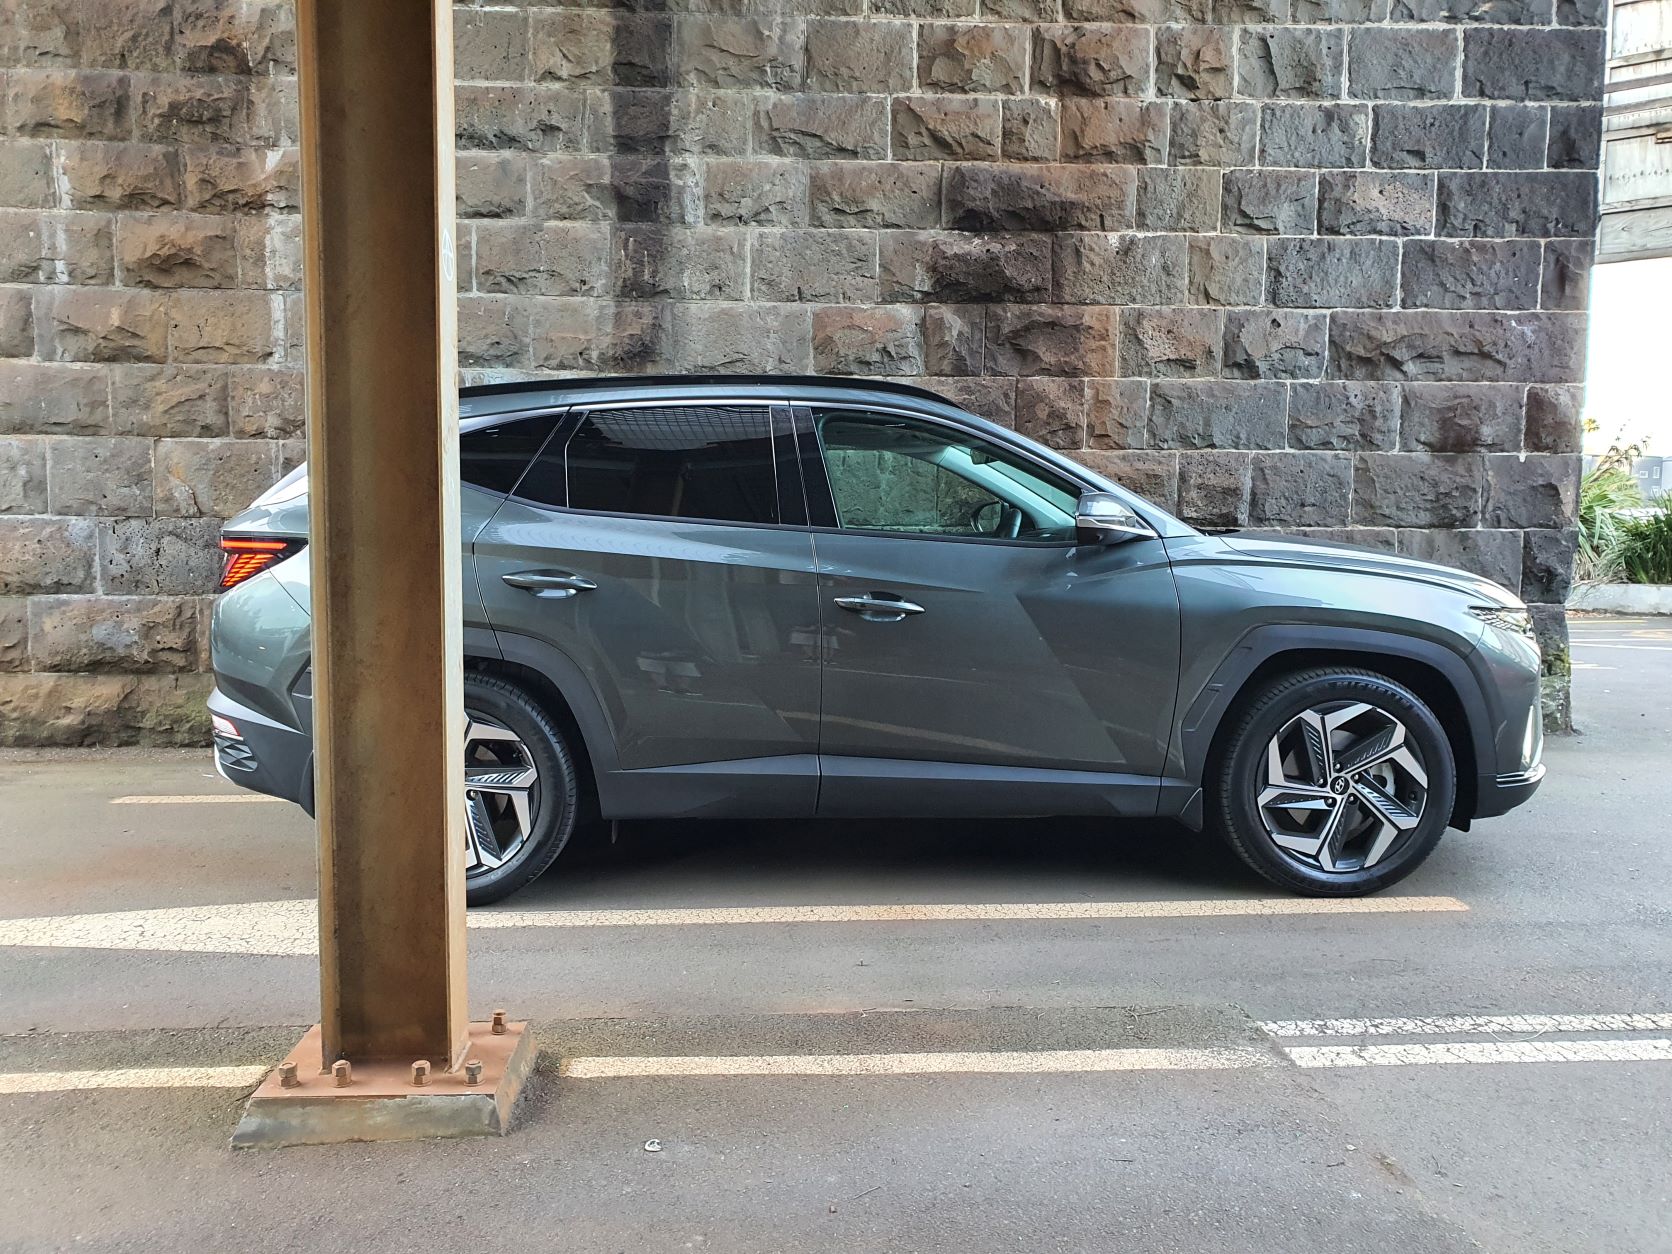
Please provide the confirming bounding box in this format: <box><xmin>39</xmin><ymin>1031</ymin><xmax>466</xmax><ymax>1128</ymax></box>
<box><xmin>1215</xmin><ymin>533</ymin><xmax>1523</xmax><ymax>607</ymax></box>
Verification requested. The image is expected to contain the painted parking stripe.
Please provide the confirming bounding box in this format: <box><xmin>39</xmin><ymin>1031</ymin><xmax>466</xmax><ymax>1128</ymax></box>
<box><xmin>561</xmin><ymin>1045</ymin><xmax>1272</xmax><ymax>1079</ymax></box>
<box><xmin>1262</xmin><ymin>1012</ymin><xmax>1672</xmax><ymax>1038</ymax></box>
<box><xmin>0</xmin><ymin>895</ymin><xmax>1469</xmax><ymax>957</ymax></box>
<box><xmin>1287</xmin><ymin>1039</ymin><xmax>1672</xmax><ymax>1068</ymax></box>
<box><xmin>111</xmin><ymin>794</ymin><xmax>283</xmax><ymax>805</ymax></box>
<box><xmin>0</xmin><ymin>1065</ymin><xmax>269</xmax><ymax>1095</ymax></box>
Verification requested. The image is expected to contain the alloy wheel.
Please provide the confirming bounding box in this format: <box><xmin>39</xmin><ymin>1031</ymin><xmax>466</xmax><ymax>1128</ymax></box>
<box><xmin>1256</xmin><ymin>701</ymin><xmax>1429</xmax><ymax>874</ymax></box>
<box><xmin>463</xmin><ymin>712</ymin><xmax>540</xmax><ymax>875</ymax></box>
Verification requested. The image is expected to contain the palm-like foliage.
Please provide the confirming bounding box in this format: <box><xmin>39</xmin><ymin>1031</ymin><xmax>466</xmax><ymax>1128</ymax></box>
<box><xmin>1616</xmin><ymin>502</ymin><xmax>1672</xmax><ymax>585</ymax></box>
<box><xmin>1576</xmin><ymin>447</ymin><xmax>1643</xmax><ymax>584</ymax></box>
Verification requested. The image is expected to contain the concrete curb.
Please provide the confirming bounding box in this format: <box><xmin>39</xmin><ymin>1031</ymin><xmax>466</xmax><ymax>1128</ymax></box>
<box><xmin>1569</xmin><ymin>584</ymin><xmax>1672</xmax><ymax>615</ymax></box>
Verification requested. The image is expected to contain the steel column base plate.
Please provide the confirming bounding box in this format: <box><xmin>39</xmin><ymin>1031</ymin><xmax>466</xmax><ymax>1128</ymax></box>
<box><xmin>231</xmin><ymin>1021</ymin><xmax>536</xmax><ymax>1149</ymax></box>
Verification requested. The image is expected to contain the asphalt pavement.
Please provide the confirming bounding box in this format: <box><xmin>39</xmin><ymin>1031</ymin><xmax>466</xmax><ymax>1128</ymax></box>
<box><xmin>0</xmin><ymin>614</ymin><xmax>1668</xmax><ymax>1253</ymax></box>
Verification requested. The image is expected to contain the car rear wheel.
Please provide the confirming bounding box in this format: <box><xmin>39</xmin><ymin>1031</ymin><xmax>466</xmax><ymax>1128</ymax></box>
<box><xmin>462</xmin><ymin>672</ymin><xmax>579</xmax><ymax>906</ymax></box>
<box><xmin>1208</xmin><ymin>668</ymin><xmax>1456</xmax><ymax>896</ymax></box>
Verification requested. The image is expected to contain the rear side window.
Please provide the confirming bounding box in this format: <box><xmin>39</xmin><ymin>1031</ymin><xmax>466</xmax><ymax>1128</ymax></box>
<box><xmin>459</xmin><ymin>412</ymin><xmax>560</xmax><ymax>495</ymax></box>
<box><xmin>518</xmin><ymin>405</ymin><xmax>779</xmax><ymax>526</ymax></box>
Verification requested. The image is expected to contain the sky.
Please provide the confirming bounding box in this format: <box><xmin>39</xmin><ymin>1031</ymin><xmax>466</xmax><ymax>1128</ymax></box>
<box><xmin>1583</xmin><ymin>255</ymin><xmax>1672</xmax><ymax>456</ymax></box>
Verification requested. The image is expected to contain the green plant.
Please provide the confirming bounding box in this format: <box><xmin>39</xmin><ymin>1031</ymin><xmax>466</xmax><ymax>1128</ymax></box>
<box><xmin>1576</xmin><ymin>447</ymin><xmax>1642</xmax><ymax>583</ymax></box>
<box><xmin>1615</xmin><ymin>500</ymin><xmax>1672</xmax><ymax>585</ymax></box>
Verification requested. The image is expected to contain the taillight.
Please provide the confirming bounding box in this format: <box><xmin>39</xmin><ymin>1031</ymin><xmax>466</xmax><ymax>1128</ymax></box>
<box><xmin>219</xmin><ymin>536</ymin><xmax>303</xmax><ymax>590</ymax></box>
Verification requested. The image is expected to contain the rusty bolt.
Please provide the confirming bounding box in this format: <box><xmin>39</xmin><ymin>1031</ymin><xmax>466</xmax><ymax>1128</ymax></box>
<box><xmin>277</xmin><ymin>1061</ymin><xmax>300</xmax><ymax>1089</ymax></box>
<box><xmin>491</xmin><ymin>1009</ymin><xmax>508</xmax><ymax>1035</ymax></box>
<box><xmin>331</xmin><ymin>1059</ymin><xmax>352</xmax><ymax>1087</ymax></box>
<box><xmin>411</xmin><ymin>1060</ymin><xmax>431</xmax><ymax>1087</ymax></box>
<box><xmin>464</xmin><ymin>1059</ymin><xmax>484</xmax><ymax>1087</ymax></box>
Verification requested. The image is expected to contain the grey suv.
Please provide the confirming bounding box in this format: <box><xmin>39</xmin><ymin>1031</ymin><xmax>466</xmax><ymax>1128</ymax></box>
<box><xmin>209</xmin><ymin>376</ymin><xmax>1545</xmax><ymax>904</ymax></box>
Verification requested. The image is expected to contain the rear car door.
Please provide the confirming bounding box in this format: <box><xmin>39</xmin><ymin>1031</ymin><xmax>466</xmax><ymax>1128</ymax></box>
<box><xmin>473</xmin><ymin>401</ymin><xmax>823</xmax><ymax>814</ymax></box>
<box><xmin>797</xmin><ymin>405</ymin><xmax>1180</xmax><ymax>817</ymax></box>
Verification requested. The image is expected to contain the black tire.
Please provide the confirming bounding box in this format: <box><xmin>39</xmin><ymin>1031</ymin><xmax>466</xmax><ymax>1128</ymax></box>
<box><xmin>463</xmin><ymin>672</ymin><xmax>580</xmax><ymax>906</ymax></box>
<box><xmin>1207</xmin><ymin>667</ymin><xmax>1456</xmax><ymax>897</ymax></box>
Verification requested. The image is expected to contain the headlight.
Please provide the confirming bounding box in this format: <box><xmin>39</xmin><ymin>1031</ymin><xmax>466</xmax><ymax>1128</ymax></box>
<box><xmin>1469</xmin><ymin>604</ymin><xmax>1535</xmax><ymax>641</ymax></box>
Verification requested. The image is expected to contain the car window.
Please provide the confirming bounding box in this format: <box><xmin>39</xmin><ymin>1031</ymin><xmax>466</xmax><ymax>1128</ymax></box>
<box><xmin>517</xmin><ymin>405</ymin><xmax>779</xmax><ymax>526</ymax></box>
<box><xmin>458</xmin><ymin>411</ymin><xmax>561</xmax><ymax>495</ymax></box>
<box><xmin>815</xmin><ymin>410</ymin><xmax>1080</xmax><ymax>543</ymax></box>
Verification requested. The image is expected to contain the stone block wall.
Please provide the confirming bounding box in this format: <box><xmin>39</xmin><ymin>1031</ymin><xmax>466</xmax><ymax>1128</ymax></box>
<box><xmin>0</xmin><ymin>0</ymin><xmax>1600</xmax><ymax>743</ymax></box>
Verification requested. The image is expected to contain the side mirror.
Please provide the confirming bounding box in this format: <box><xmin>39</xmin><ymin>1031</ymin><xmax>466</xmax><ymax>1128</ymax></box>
<box><xmin>1075</xmin><ymin>491</ymin><xmax>1153</xmax><ymax>545</ymax></box>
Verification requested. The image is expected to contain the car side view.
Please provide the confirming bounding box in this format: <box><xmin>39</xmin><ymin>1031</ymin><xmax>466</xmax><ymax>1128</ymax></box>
<box><xmin>209</xmin><ymin>376</ymin><xmax>1545</xmax><ymax>904</ymax></box>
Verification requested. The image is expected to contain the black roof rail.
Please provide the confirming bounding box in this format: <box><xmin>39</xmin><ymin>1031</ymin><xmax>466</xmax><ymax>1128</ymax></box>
<box><xmin>458</xmin><ymin>374</ymin><xmax>956</xmax><ymax>407</ymax></box>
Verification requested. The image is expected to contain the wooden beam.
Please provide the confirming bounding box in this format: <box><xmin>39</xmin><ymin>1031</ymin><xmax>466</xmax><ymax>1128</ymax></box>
<box><xmin>295</xmin><ymin>0</ymin><xmax>466</xmax><ymax>1066</ymax></box>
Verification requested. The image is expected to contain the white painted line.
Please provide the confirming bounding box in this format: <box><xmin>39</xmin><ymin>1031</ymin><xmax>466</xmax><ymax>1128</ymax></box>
<box><xmin>561</xmin><ymin>1045</ymin><xmax>1273</xmax><ymax>1079</ymax></box>
<box><xmin>1568</xmin><ymin>643</ymin><xmax>1672</xmax><ymax>651</ymax></box>
<box><xmin>0</xmin><ymin>895</ymin><xmax>1469</xmax><ymax>957</ymax></box>
<box><xmin>111</xmin><ymin>794</ymin><xmax>283</xmax><ymax>805</ymax></box>
<box><xmin>1263</xmin><ymin>1012</ymin><xmax>1672</xmax><ymax>1038</ymax></box>
<box><xmin>0</xmin><ymin>1065</ymin><xmax>269</xmax><ymax>1095</ymax></box>
<box><xmin>1287</xmin><ymin>1039</ymin><xmax>1672</xmax><ymax>1069</ymax></box>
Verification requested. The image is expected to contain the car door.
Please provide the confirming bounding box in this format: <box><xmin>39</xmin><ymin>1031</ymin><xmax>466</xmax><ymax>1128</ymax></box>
<box><xmin>473</xmin><ymin>400</ymin><xmax>823</xmax><ymax>815</ymax></box>
<box><xmin>798</xmin><ymin>404</ymin><xmax>1180</xmax><ymax>818</ymax></box>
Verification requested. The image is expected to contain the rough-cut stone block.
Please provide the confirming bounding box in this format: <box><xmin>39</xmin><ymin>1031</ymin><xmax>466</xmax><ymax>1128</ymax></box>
<box><xmin>924</xmin><ymin>305</ymin><xmax>985</xmax><ymax>375</ymax></box>
<box><xmin>925</xmin><ymin>377</ymin><xmax>1016</xmax><ymax>426</ymax></box>
<box><xmin>1087</xmin><ymin>378</ymin><xmax>1149</xmax><ymax>449</ymax></box>
<box><xmin>1135</xmin><ymin>169</ymin><xmax>1220</xmax><ymax>233</ymax></box>
<box><xmin>457</xmin><ymin>154</ymin><xmax>528</xmax><ymax>219</ymax></box>
<box><xmin>704</xmin><ymin>160</ymin><xmax>806</xmax><ymax>228</ymax></box>
<box><xmin>918</xmin><ymin>22</ymin><xmax>1029</xmax><ymax>94</ymax></box>
<box><xmin>1148</xmin><ymin>381</ymin><xmax>1288</xmax><ymax>450</ymax></box>
<box><xmin>891</xmin><ymin>96</ymin><xmax>1002</xmax><ymax>161</ymax></box>
<box><xmin>1523</xmin><ymin>384</ymin><xmax>1582</xmax><ymax>455</ymax></box>
<box><xmin>1401</xmin><ymin>239</ymin><xmax>1540</xmax><ymax>311</ymax></box>
<box><xmin>810</xmin><ymin>162</ymin><xmax>940</xmax><ymax>229</ymax></box>
<box><xmin>1178</xmin><ymin>450</ymin><xmax>1251</xmax><ymax>527</ymax></box>
<box><xmin>115</xmin><ymin>215</ymin><xmax>237</xmax><ymax>289</ymax></box>
<box><xmin>153</xmin><ymin>437</ymin><xmax>276</xmax><ymax>518</ymax></box>
<box><xmin>1259</xmin><ymin>103</ymin><xmax>1369</xmax><ymax>169</ymax></box>
<box><xmin>1486</xmin><ymin>105</ymin><xmax>1547</xmax><ymax>171</ymax></box>
<box><xmin>456</xmin><ymin>84</ymin><xmax>585</xmax><ymax>153</ymax></box>
<box><xmin>459</xmin><ymin>295</ymin><xmax>531</xmax><ymax>369</ymax></box>
<box><xmin>1222</xmin><ymin>169</ymin><xmax>1316</xmax><ymax>235</ymax></box>
<box><xmin>1389</xmin><ymin>0</ymin><xmax>1550</xmax><ymax>21</ymax></box>
<box><xmin>1397</xmin><ymin>527</ymin><xmax>1522</xmax><ymax>594</ymax></box>
<box><xmin>10</xmin><ymin>0</ymin><xmax>177</xmax><ymax>71</ymax></box>
<box><xmin>1546</xmin><ymin>105</ymin><xmax>1602</xmax><ymax>172</ymax></box>
<box><xmin>47</xmin><ymin>435</ymin><xmax>152</xmax><ymax>516</ymax></box>
<box><xmin>753</xmin><ymin>230</ymin><xmax>879</xmax><ymax>303</ymax></box>
<box><xmin>758</xmin><ymin>94</ymin><xmax>889</xmax><ymax>161</ymax></box>
<box><xmin>530</xmin><ymin>156</ymin><xmax>617</xmax><ymax>222</ymax></box>
<box><xmin>1463</xmin><ymin>28</ymin><xmax>1604</xmax><ymax>103</ymax></box>
<box><xmin>616</xmin><ymin>228</ymin><xmax>748</xmax><ymax>302</ymax></box>
<box><xmin>181</xmin><ymin>147</ymin><xmax>299</xmax><ymax>213</ymax></box>
<box><xmin>1169</xmin><ymin>102</ymin><xmax>1258</xmax><ymax>168</ymax></box>
<box><xmin>946</xmin><ymin>164</ymin><xmax>1135</xmax><ymax>232</ymax></box>
<box><xmin>1435</xmin><ymin>171</ymin><xmax>1597</xmax><ymax>239</ymax></box>
<box><xmin>1002</xmin><ymin>98</ymin><xmax>1061</xmax><ymax>162</ymax></box>
<box><xmin>1483</xmin><ymin>452</ymin><xmax>1577</xmax><ymax>529</ymax></box>
<box><xmin>1119</xmin><ymin>307</ymin><xmax>1222</xmax><ymax>379</ymax></box>
<box><xmin>1346</xmin><ymin>27</ymin><xmax>1457</xmax><ymax>100</ymax></box>
<box><xmin>1352</xmin><ymin>452</ymin><xmax>1481</xmax><ymax>527</ymax></box>
<box><xmin>1015</xmin><ymin>378</ymin><xmax>1090</xmax><ymax>450</ymax></box>
<box><xmin>475</xmin><ymin>222</ymin><xmax>609</xmax><ymax>297</ymax></box>
<box><xmin>1077</xmin><ymin>450</ymin><xmax>1177</xmax><ymax>511</ymax></box>
<box><xmin>1329</xmin><ymin>310</ymin><xmax>1585</xmax><ymax>383</ymax></box>
<box><xmin>0</xmin><ymin>671</ymin><xmax>214</xmax><ymax>747</ymax></box>
<box><xmin>1522</xmin><ymin>528</ymin><xmax>1576</xmax><ymax>604</ymax></box>
<box><xmin>41</xmin><ymin>288</ymin><xmax>168</xmax><ymax>363</ymax></box>
<box><xmin>0</xmin><ymin>362</ymin><xmax>110</xmax><ymax>436</ymax></box>
<box><xmin>1370</xmin><ymin>104</ymin><xmax>1485</xmax><ymax>170</ymax></box>
<box><xmin>677</xmin><ymin>17</ymin><xmax>803</xmax><ymax>91</ymax></box>
<box><xmin>6</xmin><ymin>70</ymin><xmax>131</xmax><ymax>141</ymax></box>
<box><xmin>1267</xmin><ymin>237</ymin><xmax>1398</xmax><ymax>308</ymax></box>
<box><xmin>591</xmin><ymin>90</ymin><xmax>751</xmax><ymax>158</ymax></box>
<box><xmin>455</xmin><ymin>6</ymin><xmax>529</xmax><ymax>83</ymax></box>
<box><xmin>1223</xmin><ymin>310</ymin><xmax>1327</xmax><ymax>380</ymax></box>
<box><xmin>0</xmin><ymin>598</ymin><xmax>24</xmax><ymax>671</ymax></box>
<box><xmin>985</xmin><ymin>305</ymin><xmax>1115</xmax><ymax>377</ymax></box>
<box><xmin>0</xmin><ymin>210</ymin><xmax>115</xmax><ymax>284</ymax></box>
<box><xmin>228</xmin><ymin>368</ymin><xmax>303</xmax><ymax>440</ymax></box>
<box><xmin>1187</xmin><ymin>235</ymin><xmax>1264</xmax><ymax>306</ymax></box>
<box><xmin>1288</xmin><ymin>381</ymin><xmax>1401</xmax><ymax>451</ymax></box>
<box><xmin>235</xmin><ymin>215</ymin><xmax>301</xmax><ymax>290</ymax></box>
<box><xmin>0</xmin><ymin>288</ymin><xmax>32</xmax><ymax>358</ymax></box>
<box><xmin>531</xmin><ymin>300</ymin><xmax>670</xmax><ymax>374</ymax></box>
<box><xmin>61</xmin><ymin>143</ymin><xmax>180</xmax><ymax>211</ymax></box>
<box><xmin>0</xmin><ymin>141</ymin><xmax>57</xmax><ymax>210</ymax></box>
<box><xmin>168</xmin><ymin>290</ymin><xmax>280</xmax><ymax>364</ymax></box>
<box><xmin>673</xmin><ymin>302</ymin><xmax>810</xmax><ymax>374</ymax></box>
<box><xmin>527</xmin><ymin>12</ymin><xmax>614</xmax><ymax>84</ymax></box>
<box><xmin>1317</xmin><ymin>171</ymin><xmax>1432</xmax><ymax>237</ymax></box>
<box><xmin>29</xmin><ymin>595</ymin><xmax>198</xmax><ymax>673</ymax></box>
<box><xmin>806</xmin><ymin>19</ymin><xmax>915</xmax><ymax>93</ymax></box>
<box><xmin>1249</xmin><ymin>452</ymin><xmax>1353</xmax><ymax>526</ymax></box>
<box><xmin>0</xmin><ymin>517</ymin><xmax>97</xmax><ymax>595</ymax></box>
<box><xmin>0</xmin><ymin>438</ymin><xmax>48</xmax><ymax>515</ymax></box>
<box><xmin>1060</xmin><ymin>100</ymin><xmax>1167</xmax><ymax>165</ymax></box>
<box><xmin>111</xmin><ymin>365</ymin><xmax>229</xmax><ymax>438</ymax></box>
<box><xmin>135</xmin><ymin>78</ymin><xmax>250</xmax><ymax>145</ymax></box>
<box><xmin>1238</xmin><ymin>28</ymin><xmax>1345</xmax><ymax>100</ymax></box>
<box><xmin>1032</xmin><ymin>24</ymin><xmax>1151</xmax><ymax>97</ymax></box>
<box><xmin>985</xmin><ymin>0</ymin><xmax>1062</xmax><ymax>17</ymax></box>
<box><xmin>1155</xmin><ymin>26</ymin><xmax>1233</xmax><ymax>100</ymax></box>
<box><xmin>813</xmin><ymin>305</ymin><xmax>924</xmax><ymax>376</ymax></box>
<box><xmin>1399</xmin><ymin>383</ymin><xmax>1523</xmax><ymax>453</ymax></box>
<box><xmin>1055</xmin><ymin>233</ymin><xmax>1187</xmax><ymax>306</ymax></box>
<box><xmin>880</xmin><ymin>233</ymin><xmax>1053</xmax><ymax>303</ymax></box>
<box><xmin>1555</xmin><ymin>0</ymin><xmax>1607</xmax><ymax>24</ymax></box>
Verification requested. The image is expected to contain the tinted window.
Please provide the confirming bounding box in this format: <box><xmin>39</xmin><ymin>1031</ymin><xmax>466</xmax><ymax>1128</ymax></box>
<box><xmin>519</xmin><ymin>405</ymin><xmax>779</xmax><ymax>526</ymax></box>
<box><xmin>816</xmin><ymin>410</ymin><xmax>1079</xmax><ymax>543</ymax></box>
<box><xmin>459</xmin><ymin>412</ymin><xmax>560</xmax><ymax>495</ymax></box>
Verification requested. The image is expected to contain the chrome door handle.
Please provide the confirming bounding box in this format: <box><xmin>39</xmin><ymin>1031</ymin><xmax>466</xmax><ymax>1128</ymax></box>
<box><xmin>834</xmin><ymin>594</ymin><xmax>925</xmax><ymax>621</ymax></box>
<box><xmin>502</xmin><ymin>571</ymin><xmax>597</xmax><ymax>599</ymax></box>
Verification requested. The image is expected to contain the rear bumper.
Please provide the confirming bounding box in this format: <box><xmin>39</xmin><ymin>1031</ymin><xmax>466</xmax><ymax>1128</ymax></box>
<box><xmin>208</xmin><ymin>686</ymin><xmax>314</xmax><ymax>813</ymax></box>
<box><xmin>1473</xmin><ymin>762</ymin><xmax>1545</xmax><ymax>819</ymax></box>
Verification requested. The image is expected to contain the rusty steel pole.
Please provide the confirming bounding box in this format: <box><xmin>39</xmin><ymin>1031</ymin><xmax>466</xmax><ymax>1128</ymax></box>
<box><xmin>295</xmin><ymin>0</ymin><xmax>467</xmax><ymax>1067</ymax></box>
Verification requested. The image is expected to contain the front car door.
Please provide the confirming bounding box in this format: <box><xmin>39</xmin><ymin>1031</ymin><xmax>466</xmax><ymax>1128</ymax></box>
<box><xmin>798</xmin><ymin>404</ymin><xmax>1181</xmax><ymax>818</ymax></box>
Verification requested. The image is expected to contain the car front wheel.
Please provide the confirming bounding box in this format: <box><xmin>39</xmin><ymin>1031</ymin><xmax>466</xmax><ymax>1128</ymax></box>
<box><xmin>1208</xmin><ymin>667</ymin><xmax>1457</xmax><ymax>897</ymax></box>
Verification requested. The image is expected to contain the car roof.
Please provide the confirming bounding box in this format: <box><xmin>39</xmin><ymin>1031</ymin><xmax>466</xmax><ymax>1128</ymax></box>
<box><xmin>459</xmin><ymin>375</ymin><xmax>969</xmax><ymax>421</ymax></box>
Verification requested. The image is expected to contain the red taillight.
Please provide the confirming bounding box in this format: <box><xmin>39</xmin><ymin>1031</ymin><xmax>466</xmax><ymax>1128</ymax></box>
<box><xmin>219</xmin><ymin>536</ymin><xmax>298</xmax><ymax>590</ymax></box>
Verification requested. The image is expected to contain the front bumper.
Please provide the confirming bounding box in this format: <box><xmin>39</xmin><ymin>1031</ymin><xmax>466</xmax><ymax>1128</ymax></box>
<box><xmin>1473</xmin><ymin>762</ymin><xmax>1545</xmax><ymax>819</ymax></box>
<box><xmin>208</xmin><ymin>685</ymin><xmax>314</xmax><ymax>813</ymax></box>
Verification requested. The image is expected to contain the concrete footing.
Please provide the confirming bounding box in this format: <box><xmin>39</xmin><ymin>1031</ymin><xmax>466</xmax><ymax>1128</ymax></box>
<box><xmin>231</xmin><ymin>1021</ymin><xmax>535</xmax><ymax>1149</ymax></box>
